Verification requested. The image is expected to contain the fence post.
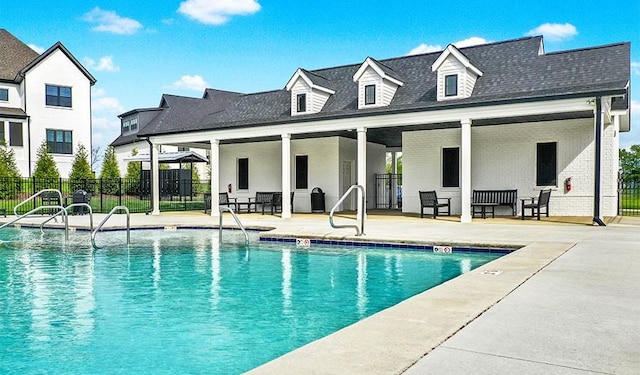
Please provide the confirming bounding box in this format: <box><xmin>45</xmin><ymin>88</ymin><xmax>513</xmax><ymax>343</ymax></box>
<box><xmin>32</xmin><ymin>176</ymin><xmax>36</xmax><ymax>211</ymax></box>
<box><xmin>119</xmin><ymin>178</ymin><xmax>123</xmax><ymax>206</ymax></box>
<box><xmin>100</xmin><ymin>178</ymin><xmax>103</xmax><ymax>212</ymax></box>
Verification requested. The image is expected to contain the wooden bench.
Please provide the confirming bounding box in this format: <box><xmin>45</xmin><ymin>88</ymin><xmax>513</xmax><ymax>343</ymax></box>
<box><xmin>472</xmin><ymin>189</ymin><xmax>518</xmax><ymax>216</ymax></box>
<box><xmin>419</xmin><ymin>191</ymin><xmax>451</xmax><ymax>219</ymax></box>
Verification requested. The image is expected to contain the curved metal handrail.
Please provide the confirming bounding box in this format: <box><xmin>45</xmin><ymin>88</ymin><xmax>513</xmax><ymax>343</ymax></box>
<box><xmin>14</xmin><ymin>189</ymin><xmax>63</xmax><ymax>217</ymax></box>
<box><xmin>91</xmin><ymin>206</ymin><xmax>130</xmax><ymax>249</ymax></box>
<box><xmin>41</xmin><ymin>203</ymin><xmax>93</xmax><ymax>234</ymax></box>
<box><xmin>0</xmin><ymin>205</ymin><xmax>69</xmax><ymax>241</ymax></box>
<box><xmin>329</xmin><ymin>184</ymin><xmax>365</xmax><ymax>236</ymax></box>
<box><xmin>219</xmin><ymin>206</ymin><xmax>249</xmax><ymax>245</ymax></box>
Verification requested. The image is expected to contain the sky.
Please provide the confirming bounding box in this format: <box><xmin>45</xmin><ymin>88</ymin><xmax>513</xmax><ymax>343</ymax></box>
<box><xmin>1</xmin><ymin>0</ymin><xmax>639</xmax><ymax>161</ymax></box>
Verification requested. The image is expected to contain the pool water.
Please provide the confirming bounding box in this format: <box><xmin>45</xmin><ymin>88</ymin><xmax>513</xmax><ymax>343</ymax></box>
<box><xmin>0</xmin><ymin>229</ymin><xmax>503</xmax><ymax>374</ymax></box>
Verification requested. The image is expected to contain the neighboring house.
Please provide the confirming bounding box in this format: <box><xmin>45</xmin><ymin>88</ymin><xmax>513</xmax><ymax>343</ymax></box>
<box><xmin>0</xmin><ymin>29</ymin><xmax>96</xmax><ymax>177</ymax></box>
<box><xmin>115</xmin><ymin>36</ymin><xmax>630</xmax><ymax>222</ymax></box>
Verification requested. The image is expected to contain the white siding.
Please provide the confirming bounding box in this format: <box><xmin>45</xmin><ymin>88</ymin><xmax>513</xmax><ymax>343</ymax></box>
<box><xmin>312</xmin><ymin>89</ymin><xmax>331</xmax><ymax>112</ymax></box>
<box><xmin>0</xmin><ymin>82</ymin><xmax>22</xmax><ymax>108</ymax></box>
<box><xmin>23</xmin><ymin>49</ymin><xmax>92</xmax><ymax>177</ymax></box>
<box><xmin>381</xmin><ymin>80</ymin><xmax>398</xmax><ymax>106</ymax></box>
<box><xmin>357</xmin><ymin>67</ymin><xmax>382</xmax><ymax>109</ymax></box>
<box><xmin>436</xmin><ymin>57</ymin><xmax>479</xmax><ymax>101</ymax></box>
<box><xmin>290</xmin><ymin>79</ymin><xmax>331</xmax><ymax>115</ymax></box>
<box><xmin>402</xmin><ymin>118</ymin><xmax>618</xmax><ymax>217</ymax></box>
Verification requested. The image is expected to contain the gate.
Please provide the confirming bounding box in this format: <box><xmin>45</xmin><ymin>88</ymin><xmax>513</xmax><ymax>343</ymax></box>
<box><xmin>619</xmin><ymin>177</ymin><xmax>640</xmax><ymax>216</ymax></box>
<box><xmin>374</xmin><ymin>173</ymin><xmax>402</xmax><ymax>209</ymax></box>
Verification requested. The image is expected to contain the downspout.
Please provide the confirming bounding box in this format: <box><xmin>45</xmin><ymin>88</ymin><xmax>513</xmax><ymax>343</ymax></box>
<box><xmin>593</xmin><ymin>96</ymin><xmax>606</xmax><ymax>226</ymax></box>
<box><xmin>146</xmin><ymin>137</ymin><xmax>154</xmax><ymax>214</ymax></box>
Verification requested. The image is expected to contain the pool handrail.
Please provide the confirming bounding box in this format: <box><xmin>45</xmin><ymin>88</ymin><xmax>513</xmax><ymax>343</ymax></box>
<box><xmin>91</xmin><ymin>205</ymin><xmax>130</xmax><ymax>249</ymax></box>
<box><xmin>0</xmin><ymin>205</ymin><xmax>69</xmax><ymax>241</ymax></box>
<box><xmin>14</xmin><ymin>189</ymin><xmax>64</xmax><ymax>217</ymax></box>
<box><xmin>219</xmin><ymin>206</ymin><xmax>249</xmax><ymax>245</ymax></box>
<box><xmin>329</xmin><ymin>184</ymin><xmax>365</xmax><ymax>236</ymax></box>
<box><xmin>41</xmin><ymin>203</ymin><xmax>93</xmax><ymax>234</ymax></box>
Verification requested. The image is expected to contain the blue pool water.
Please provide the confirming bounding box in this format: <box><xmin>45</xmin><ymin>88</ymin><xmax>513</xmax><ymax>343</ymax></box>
<box><xmin>0</xmin><ymin>229</ymin><xmax>503</xmax><ymax>374</ymax></box>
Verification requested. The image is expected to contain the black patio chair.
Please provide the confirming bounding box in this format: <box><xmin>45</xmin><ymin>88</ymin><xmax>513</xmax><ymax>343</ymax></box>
<box><xmin>521</xmin><ymin>189</ymin><xmax>551</xmax><ymax>220</ymax></box>
<box><xmin>419</xmin><ymin>190</ymin><xmax>451</xmax><ymax>219</ymax></box>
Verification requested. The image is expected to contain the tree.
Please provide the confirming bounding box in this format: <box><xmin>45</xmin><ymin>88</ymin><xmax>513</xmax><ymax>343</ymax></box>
<box><xmin>91</xmin><ymin>146</ymin><xmax>102</xmax><ymax>173</ymax></box>
<box><xmin>100</xmin><ymin>146</ymin><xmax>121</xmax><ymax>194</ymax></box>
<box><xmin>69</xmin><ymin>144</ymin><xmax>95</xmax><ymax>192</ymax></box>
<box><xmin>33</xmin><ymin>141</ymin><xmax>60</xmax><ymax>190</ymax></box>
<box><xmin>0</xmin><ymin>141</ymin><xmax>21</xmax><ymax>198</ymax></box>
<box><xmin>124</xmin><ymin>147</ymin><xmax>142</xmax><ymax>195</ymax></box>
<box><xmin>620</xmin><ymin>145</ymin><xmax>640</xmax><ymax>182</ymax></box>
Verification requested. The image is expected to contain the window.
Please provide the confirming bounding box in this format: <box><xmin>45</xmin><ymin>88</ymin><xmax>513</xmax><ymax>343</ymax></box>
<box><xmin>122</xmin><ymin>120</ymin><xmax>130</xmax><ymax>132</ymax></box>
<box><xmin>536</xmin><ymin>142</ymin><xmax>557</xmax><ymax>186</ymax></box>
<box><xmin>296</xmin><ymin>94</ymin><xmax>306</xmax><ymax>113</ymax></box>
<box><xmin>0</xmin><ymin>88</ymin><xmax>8</xmax><ymax>101</ymax></box>
<box><xmin>442</xmin><ymin>147</ymin><xmax>459</xmax><ymax>187</ymax></box>
<box><xmin>238</xmin><ymin>158</ymin><xmax>249</xmax><ymax>190</ymax></box>
<box><xmin>445</xmin><ymin>74</ymin><xmax>458</xmax><ymax>97</ymax></box>
<box><xmin>46</xmin><ymin>129</ymin><xmax>73</xmax><ymax>154</ymax></box>
<box><xmin>178</xmin><ymin>146</ymin><xmax>190</xmax><ymax>152</ymax></box>
<box><xmin>45</xmin><ymin>85</ymin><xmax>72</xmax><ymax>107</ymax></box>
<box><xmin>9</xmin><ymin>122</ymin><xmax>23</xmax><ymax>147</ymax></box>
<box><xmin>295</xmin><ymin>155</ymin><xmax>308</xmax><ymax>189</ymax></box>
<box><xmin>130</xmin><ymin>117</ymin><xmax>138</xmax><ymax>131</ymax></box>
<box><xmin>0</xmin><ymin>121</ymin><xmax>4</xmax><ymax>144</ymax></box>
<box><xmin>365</xmin><ymin>85</ymin><xmax>376</xmax><ymax>105</ymax></box>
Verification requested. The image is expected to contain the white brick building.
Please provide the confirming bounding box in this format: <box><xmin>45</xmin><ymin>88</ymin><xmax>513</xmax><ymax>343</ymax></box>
<box><xmin>0</xmin><ymin>29</ymin><xmax>96</xmax><ymax>177</ymax></box>
<box><xmin>113</xmin><ymin>36</ymin><xmax>630</xmax><ymax>222</ymax></box>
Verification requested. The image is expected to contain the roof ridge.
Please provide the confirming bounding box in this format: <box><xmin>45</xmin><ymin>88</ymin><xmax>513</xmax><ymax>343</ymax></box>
<box><xmin>544</xmin><ymin>41</ymin><xmax>630</xmax><ymax>56</ymax></box>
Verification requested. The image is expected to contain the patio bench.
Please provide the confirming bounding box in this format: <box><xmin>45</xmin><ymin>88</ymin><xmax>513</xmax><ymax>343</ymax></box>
<box><xmin>472</xmin><ymin>189</ymin><xmax>518</xmax><ymax>217</ymax></box>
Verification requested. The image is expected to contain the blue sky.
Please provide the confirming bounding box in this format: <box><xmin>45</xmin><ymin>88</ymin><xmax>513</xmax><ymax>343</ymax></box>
<box><xmin>2</xmin><ymin>0</ymin><xmax>638</xmax><ymax>156</ymax></box>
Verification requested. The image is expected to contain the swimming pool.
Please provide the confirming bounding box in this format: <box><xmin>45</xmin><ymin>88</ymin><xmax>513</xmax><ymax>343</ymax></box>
<box><xmin>0</xmin><ymin>228</ymin><xmax>504</xmax><ymax>374</ymax></box>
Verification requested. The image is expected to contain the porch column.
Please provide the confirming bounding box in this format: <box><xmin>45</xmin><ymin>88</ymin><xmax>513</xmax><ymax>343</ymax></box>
<box><xmin>281</xmin><ymin>133</ymin><xmax>292</xmax><ymax>219</ymax></box>
<box><xmin>460</xmin><ymin>119</ymin><xmax>472</xmax><ymax>223</ymax></box>
<box><xmin>150</xmin><ymin>142</ymin><xmax>160</xmax><ymax>215</ymax></box>
<box><xmin>357</xmin><ymin>127</ymin><xmax>367</xmax><ymax>224</ymax></box>
<box><xmin>210</xmin><ymin>139</ymin><xmax>220</xmax><ymax>217</ymax></box>
<box><xmin>390</xmin><ymin>152</ymin><xmax>397</xmax><ymax>208</ymax></box>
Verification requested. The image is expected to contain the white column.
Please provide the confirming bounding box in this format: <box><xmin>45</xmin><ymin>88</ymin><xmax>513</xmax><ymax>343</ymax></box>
<box><xmin>150</xmin><ymin>142</ymin><xmax>160</xmax><ymax>215</ymax></box>
<box><xmin>210</xmin><ymin>139</ymin><xmax>220</xmax><ymax>217</ymax></box>
<box><xmin>460</xmin><ymin>119</ymin><xmax>472</xmax><ymax>223</ymax></box>
<box><xmin>281</xmin><ymin>134</ymin><xmax>292</xmax><ymax>219</ymax></box>
<box><xmin>390</xmin><ymin>152</ymin><xmax>397</xmax><ymax>208</ymax></box>
<box><xmin>357</xmin><ymin>127</ymin><xmax>367</xmax><ymax>223</ymax></box>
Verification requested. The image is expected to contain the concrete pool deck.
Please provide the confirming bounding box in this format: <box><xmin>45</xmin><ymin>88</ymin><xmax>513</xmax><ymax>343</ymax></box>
<box><xmin>4</xmin><ymin>212</ymin><xmax>640</xmax><ymax>374</ymax></box>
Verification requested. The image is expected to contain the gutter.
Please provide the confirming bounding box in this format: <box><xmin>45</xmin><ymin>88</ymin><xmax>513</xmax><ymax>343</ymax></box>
<box><xmin>593</xmin><ymin>96</ymin><xmax>605</xmax><ymax>226</ymax></box>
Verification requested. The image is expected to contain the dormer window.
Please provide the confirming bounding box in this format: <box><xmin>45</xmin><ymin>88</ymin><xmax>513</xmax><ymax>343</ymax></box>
<box><xmin>130</xmin><ymin>117</ymin><xmax>138</xmax><ymax>131</ymax></box>
<box><xmin>286</xmin><ymin>68</ymin><xmax>335</xmax><ymax>116</ymax></box>
<box><xmin>445</xmin><ymin>75</ymin><xmax>458</xmax><ymax>97</ymax></box>
<box><xmin>122</xmin><ymin>120</ymin><xmax>130</xmax><ymax>132</ymax></box>
<box><xmin>353</xmin><ymin>57</ymin><xmax>403</xmax><ymax>109</ymax></box>
<box><xmin>296</xmin><ymin>94</ymin><xmax>307</xmax><ymax>113</ymax></box>
<box><xmin>432</xmin><ymin>45</ymin><xmax>483</xmax><ymax>101</ymax></box>
<box><xmin>365</xmin><ymin>85</ymin><xmax>376</xmax><ymax>105</ymax></box>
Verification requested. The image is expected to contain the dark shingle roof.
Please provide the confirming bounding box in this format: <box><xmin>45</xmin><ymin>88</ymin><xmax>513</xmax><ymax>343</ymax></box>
<box><xmin>0</xmin><ymin>29</ymin><xmax>39</xmax><ymax>81</ymax></box>
<box><xmin>134</xmin><ymin>36</ymin><xmax>629</xmax><ymax>138</ymax></box>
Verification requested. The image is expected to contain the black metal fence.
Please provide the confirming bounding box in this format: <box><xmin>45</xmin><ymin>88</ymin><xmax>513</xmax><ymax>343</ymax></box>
<box><xmin>619</xmin><ymin>178</ymin><xmax>640</xmax><ymax>216</ymax></box>
<box><xmin>374</xmin><ymin>173</ymin><xmax>402</xmax><ymax>209</ymax></box>
<box><xmin>0</xmin><ymin>177</ymin><xmax>211</xmax><ymax>215</ymax></box>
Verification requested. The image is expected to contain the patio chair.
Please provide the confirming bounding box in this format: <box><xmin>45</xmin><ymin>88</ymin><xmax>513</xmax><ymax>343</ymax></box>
<box><xmin>419</xmin><ymin>190</ymin><xmax>451</xmax><ymax>219</ymax></box>
<box><xmin>521</xmin><ymin>189</ymin><xmax>551</xmax><ymax>220</ymax></box>
<box><xmin>219</xmin><ymin>192</ymin><xmax>237</xmax><ymax>211</ymax></box>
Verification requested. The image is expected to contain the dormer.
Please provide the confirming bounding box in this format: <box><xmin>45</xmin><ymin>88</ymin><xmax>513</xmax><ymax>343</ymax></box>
<box><xmin>285</xmin><ymin>69</ymin><xmax>335</xmax><ymax>116</ymax></box>
<box><xmin>353</xmin><ymin>57</ymin><xmax>403</xmax><ymax>109</ymax></box>
<box><xmin>431</xmin><ymin>45</ymin><xmax>483</xmax><ymax>101</ymax></box>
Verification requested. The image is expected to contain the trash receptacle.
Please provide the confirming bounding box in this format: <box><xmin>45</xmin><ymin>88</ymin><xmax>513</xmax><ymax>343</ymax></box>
<box><xmin>72</xmin><ymin>190</ymin><xmax>90</xmax><ymax>215</ymax></box>
<box><xmin>310</xmin><ymin>187</ymin><xmax>325</xmax><ymax>213</ymax></box>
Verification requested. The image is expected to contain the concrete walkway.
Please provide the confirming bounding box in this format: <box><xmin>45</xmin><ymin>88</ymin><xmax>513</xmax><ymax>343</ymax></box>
<box><xmin>3</xmin><ymin>212</ymin><xmax>639</xmax><ymax>374</ymax></box>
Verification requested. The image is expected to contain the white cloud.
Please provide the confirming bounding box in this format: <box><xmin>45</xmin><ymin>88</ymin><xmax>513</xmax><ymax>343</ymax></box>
<box><xmin>165</xmin><ymin>75</ymin><xmax>208</xmax><ymax>91</ymax></box>
<box><xmin>407</xmin><ymin>36</ymin><xmax>490</xmax><ymax>56</ymax></box>
<box><xmin>28</xmin><ymin>43</ymin><xmax>45</xmax><ymax>54</ymax></box>
<box><xmin>178</xmin><ymin>0</ymin><xmax>261</xmax><ymax>25</ymax></box>
<box><xmin>84</xmin><ymin>56</ymin><xmax>120</xmax><ymax>72</ymax></box>
<box><xmin>526</xmin><ymin>23</ymin><xmax>577</xmax><ymax>42</ymax></box>
<box><xmin>82</xmin><ymin>7</ymin><xmax>142</xmax><ymax>35</ymax></box>
<box><xmin>93</xmin><ymin>97</ymin><xmax>124</xmax><ymax>112</ymax></box>
<box><xmin>632</xmin><ymin>62</ymin><xmax>640</xmax><ymax>76</ymax></box>
<box><xmin>407</xmin><ymin>44</ymin><xmax>442</xmax><ymax>56</ymax></box>
<box><xmin>453</xmin><ymin>37</ymin><xmax>490</xmax><ymax>48</ymax></box>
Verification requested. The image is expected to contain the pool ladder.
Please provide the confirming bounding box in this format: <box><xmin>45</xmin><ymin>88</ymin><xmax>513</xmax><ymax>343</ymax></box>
<box><xmin>329</xmin><ymin>184</ymin><xmax>365</xmax><ymax>236</ymax></box>
<box><xmin>219</xmin><ymin>206</ymin><xmax>249</xmax><ymax>245</ymax></box>
<box><xmin>91</xmin><ymin>206</ymin><xmax>130</xmax><ymax>249</ymax></box>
